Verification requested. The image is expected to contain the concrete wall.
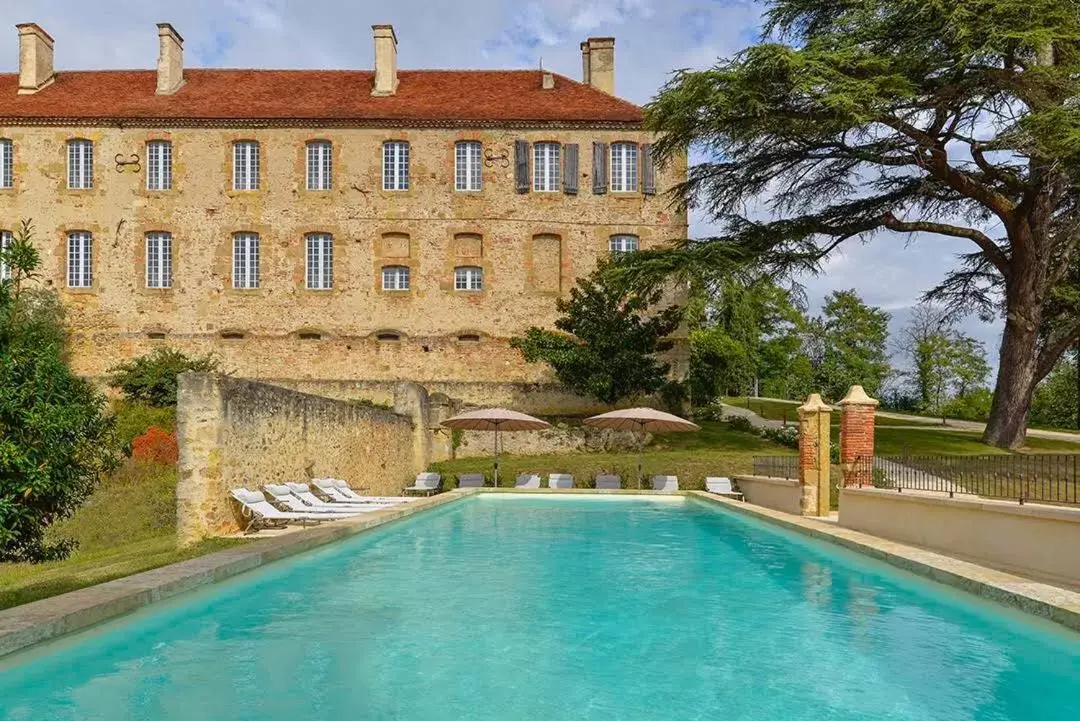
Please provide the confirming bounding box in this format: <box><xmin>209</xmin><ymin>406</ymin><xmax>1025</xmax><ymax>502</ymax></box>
<box><xmin>176</xmin><ymin>372</ymin><xmax>416</xmax><ymax>544</ymax></box>
<box><xmin>0</xmin><ymin>124</ymin><xmax>687</xmax><ymax>388</ymax></box>
<box><xmin>733</xmin><ymin>475</ymin><xmax>805</xmax><ymax>515</ymax></box>
<box><xmin>839</xmin><ymin>488</ymin><xmax>1080</xmax><ymax>587</ymax></box>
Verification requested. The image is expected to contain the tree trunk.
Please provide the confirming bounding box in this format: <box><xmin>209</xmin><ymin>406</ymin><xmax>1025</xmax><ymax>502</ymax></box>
<box><xmin>982</xmin><ymin>308</ymin><xmax>1041</xmax><ymax>449</ymax></box>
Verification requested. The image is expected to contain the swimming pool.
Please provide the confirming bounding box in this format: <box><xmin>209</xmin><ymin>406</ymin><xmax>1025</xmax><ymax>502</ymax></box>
<box><xmin>1</xmin><ymin>495</ymin><xmax>1077</xmax><ymax>720</ymax></box>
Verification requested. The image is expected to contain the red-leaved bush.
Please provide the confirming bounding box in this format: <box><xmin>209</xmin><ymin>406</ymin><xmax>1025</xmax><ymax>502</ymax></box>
<box><xmin>130</xmin><ymin>426</ymin><xmax>179</xmax><ymax>464</ymax></box>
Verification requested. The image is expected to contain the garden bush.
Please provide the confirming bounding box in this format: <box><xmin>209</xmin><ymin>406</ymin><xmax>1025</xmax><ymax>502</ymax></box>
<box><xmin>107</xmin><ymin>347</ymin><xmax>220</xmax><ymax>407</ymax></box>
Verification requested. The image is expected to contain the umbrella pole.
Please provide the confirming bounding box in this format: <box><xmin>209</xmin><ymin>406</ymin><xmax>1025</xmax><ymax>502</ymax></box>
<box><xmin>637</xmin><ymin>422</ymin><xmax>644</xmax><ymax>489</ymax></box>
<box><xmin>494</xmin><ymin>425</ymin><xmax>500</xmax><ymax>488</ymax></box>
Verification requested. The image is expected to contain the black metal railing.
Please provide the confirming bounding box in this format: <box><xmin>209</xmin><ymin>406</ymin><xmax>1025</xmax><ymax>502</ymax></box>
<box><xmin>752</xmin><ymin>455</ymin><xmax>800</xmax><ymax>480</ymax></box>
<box><xmin>846</xmin><ymin>454</ymin><xmax>1080</xmax><ymax>506</ymax></box>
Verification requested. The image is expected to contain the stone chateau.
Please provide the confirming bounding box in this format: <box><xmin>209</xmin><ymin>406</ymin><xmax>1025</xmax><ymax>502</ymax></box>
<box><xmin>0</xmin><ymin>22</ymin><xmax>687</xmax><ymax>409</ymax></box>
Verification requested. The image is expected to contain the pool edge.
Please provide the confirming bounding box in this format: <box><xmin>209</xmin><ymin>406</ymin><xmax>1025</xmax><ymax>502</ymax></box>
<box><xmin>687</xmin><ymin>491</ymin><xmax>1080</xmax><ymax>633</ymax></box>
<box><xmin>0</xmin><ymin>489</ymin><xmax>480</xmax><ymax>659</ymax></box>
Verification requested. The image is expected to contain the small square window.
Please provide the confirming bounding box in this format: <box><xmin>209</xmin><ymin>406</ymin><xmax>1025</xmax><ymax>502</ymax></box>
<box><xmin>454</xmin><ymin>266</ymin><xmax>483</xmax><ymax>291</ymax></box>
<box><xmin>609</xmin><ymin>234</ymin><xmax>639</xmax><ymax>254</ymax></box>
<box><xmin>382</xmin><ymin>265</ymin><xmax>410</xmax><ymax>291</ymax></box>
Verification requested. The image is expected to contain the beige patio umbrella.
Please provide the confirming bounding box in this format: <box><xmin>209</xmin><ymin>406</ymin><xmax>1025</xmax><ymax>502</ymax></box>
<box><xmin>583</xmin><ymin>408</ymin><xmax>700</xmax><ymax>488</ymax></box>
<box><xmin>441</xmin><ymin>408</ymin><xmax>551</xmax><ymax>487</ymax></box>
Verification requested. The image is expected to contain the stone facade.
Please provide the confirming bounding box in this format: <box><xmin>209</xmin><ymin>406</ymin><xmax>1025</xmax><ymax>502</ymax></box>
<box><xmin>797</xmin><ymin>393</ymin><xmax>832</xmax><ymax>517</ymax></box>
<box><xmin>0</xmin><ymin>24</ymin><xmax>689</xmax><ymax>402</ymax></box>
<box><xmin>176</xmin><ymin>373</ymin><xmax>416</xmax><ymax>543</ymax></box>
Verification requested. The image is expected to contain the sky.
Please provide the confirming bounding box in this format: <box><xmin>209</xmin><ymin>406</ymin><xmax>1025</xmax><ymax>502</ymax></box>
<box><xmin>1</xmin><ymin>0</ymin><xmax>1003</xmax><ymax>377</ymax></box>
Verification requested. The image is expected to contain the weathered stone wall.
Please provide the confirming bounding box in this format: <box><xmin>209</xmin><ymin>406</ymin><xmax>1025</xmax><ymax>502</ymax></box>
<box><xmin>176</xmin><ymin>372</ymin><xmax>416</xmax><ymax>544</ymax></box>
<box><xmin>455</xmin><ymin>422</ymin><xmax>647</xmax><ymax>459</ymax></box>
<box><xmin>0</xmin><ymin>124</ymin><xmax>688</xmax><ymax>390</ymax></box>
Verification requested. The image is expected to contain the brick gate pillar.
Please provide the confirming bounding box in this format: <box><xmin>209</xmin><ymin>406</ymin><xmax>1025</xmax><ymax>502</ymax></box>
<box><xmin>839</xmin><ymin>385</ymin><xmax>879</xmax><ymax>487</ymax></box>
<box><xmin>797</xmin><ymin>393</ymin><xmax>832</xmax><ymax>516</ymax></box>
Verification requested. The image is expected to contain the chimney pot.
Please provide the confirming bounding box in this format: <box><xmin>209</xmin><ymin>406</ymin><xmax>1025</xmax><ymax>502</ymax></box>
<box><xmin>542</xmin><ymin>71</ymin><xmax>555</xmax><ymax>90</ymax></box>
<box><xmin>156</xmin><ymin>23</ymin><xmax>184</xmax><ymax>95</ymax></box>
<box><xmin>16</xmin><ymin>23</ymin><xmax>55</xmax><ymax>95</ymax></box>
<box><xmin>371</xmin><ymin>24</ymin><xmax>399</xmax><ymax>97</ymax></box>
<box><xmin>583</xmin><ymin>37</ymin><xmax>615</xmax><ymax>95</ymax></box>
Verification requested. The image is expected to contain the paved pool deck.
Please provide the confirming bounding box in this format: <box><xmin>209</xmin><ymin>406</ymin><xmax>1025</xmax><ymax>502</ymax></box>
<box><xmin>2</xmin><ymin>488</ymin><xmax>1078</xmax><ymax>660</ymax></box>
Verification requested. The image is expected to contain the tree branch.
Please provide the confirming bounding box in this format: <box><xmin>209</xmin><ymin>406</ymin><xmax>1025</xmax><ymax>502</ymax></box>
<box><xmin>1037</xmin><ymin>321</ymin><xmax>1080</xmax><ymax>381</ymax></box>
<box><xmin>880</xmin><ymin>213</ymin><xmax>1012</xmax><ymax>277</ymax></box>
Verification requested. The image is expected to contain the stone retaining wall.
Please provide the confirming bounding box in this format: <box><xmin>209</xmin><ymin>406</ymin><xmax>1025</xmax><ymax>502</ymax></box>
<box><xmin>176</xmin><ymin>373</ymin><xmax>416</xmax><ymax>544</ymax></box>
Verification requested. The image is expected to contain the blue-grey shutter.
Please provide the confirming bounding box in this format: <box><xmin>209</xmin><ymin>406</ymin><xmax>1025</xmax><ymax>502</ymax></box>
<box><xmin>642</xmin><ymin>143</ymin><xmax>656</xmax><ymax>196</ymax></box>
<box><xmin>592</xmin><ymin>142</ymin><xmax>608</xmax><ymax>194</ymax></box>
<box><xmin>515</xmin><ymin>140</ymin><xmax>530</xmax><ymax>194</ymax></box>
<box><xmin>563</xmin><ymin>143</ymin><xmax>579</xmax><ymax>195</ymax></box>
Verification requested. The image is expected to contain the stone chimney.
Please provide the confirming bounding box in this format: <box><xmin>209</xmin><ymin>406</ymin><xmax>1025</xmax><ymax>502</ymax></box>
<box><xmin>16</xmin><ymin>23</ymin><xmax>55</xmax><ymax>95</ymax></box>
<box><xmin>371</xmin><ymin>24</ymin><xmax>398</xmax><ymax>96</ymax></box>
<box><xmin>156</xmin><ymin>23</ymin><xmax>184</xmax><ymax>95</ymax></box>
<box><xmin>541</xmin><ymin>71</ymin><xmax>555</xmax><ymax>90</ymax></box>
<box><xmin>581</xmin><ymin>37</ymin><xmax>614</xmax><ymax>95</ymax></box>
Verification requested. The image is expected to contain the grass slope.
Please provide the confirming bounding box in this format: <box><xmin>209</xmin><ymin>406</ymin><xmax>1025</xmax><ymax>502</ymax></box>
<box><xmin>0</xmin><ymin>461</ymin><xmax>245</xmax><ymax>610</ymax></box>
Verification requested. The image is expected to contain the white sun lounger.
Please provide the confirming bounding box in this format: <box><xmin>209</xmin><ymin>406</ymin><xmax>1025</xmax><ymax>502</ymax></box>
<box><xmin>404</xmin><ymin>472</ymin><xmax>441</xmax><ymax>495</ymax></box>
<box><xmin>515</xmin><ymin>473</ymin><xmax>541</xmax><ymax>488</ymax></box>
<box><xmin>230</xmin><ymin>488</ymin><xmax>329</xmax><ymax>533</ymax></box>
<box><xmin>548</xmin><ymin>473</ymin><xmax>573</xmax><ymax>489</ymax></box>
<box><xmin>595</xmin><ymin>474</ymin><xmax>622</xmax><ymax>490</ymax></box>
<box><xmin>285</xmin><ymin>483</ymin><xmax>390</xmax><ymax>512</ymax></box>
<box><xmin>705</xmin><ymin>477</ymin><xmax>743</xmax><ymax>500</ymax></box>
<box><xmin>457</xmin><ymin>473</ymin><xmax>486</xmax><ymax>488</ymax></box>
<box><xmin>325</xmin><ymin>479</ymin><xmax>414</xmax><ymax>503</ymax></box>
<box><xmin>651</xmin><ymin>475</ymin><xmax>679</xmax><ymax>491</ymax></box>
<box><xmin>263</xmin><ymin>484</ymin><xmax>368</xmax><ymax>518</ymax></box>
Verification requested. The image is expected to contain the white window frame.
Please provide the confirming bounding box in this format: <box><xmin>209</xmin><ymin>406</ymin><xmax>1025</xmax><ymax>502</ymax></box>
<box><xmin>455</xmin><ymin>141</ymin><xmax>482</xmax><ymax>192</ymax></box>
<box><xmin>610</xmin><ymin>142</ymin><xmax>639</xmax><ymax>193</ymax></box>
<box><xmin>533</xmin><ymin>142</ymin><xmax>561</xmax><ymax>192</ymax></box>
<box><xmin>67</xmin><ymin>139</ymin><xmax>93</xmax><ymax>190</ymax></box>
<box><xmin>145</xmin><ymin>232</ymin><xmax>173</xmax><ymax>289</ymax></box>
<box><xmin>609</xmin><ymin>234</ymin><xmax>640</xmax><ymax>254</ymax></box>
<box><xmin>454</xmin><ymin>266</ymin><xmax>484</xmax><ymax>291</ymax></box>
<box><xmin>305</xmin><ymin>233</ymin><xmax>334</xmax><ymax>290</ymax></box>
<box><xmin>382</xmin><ymin>265</ymin><xmax>411</xmax><ymax>291</ymax></box>
<box><xmin>233</xmin><ymin>140</ymin><xmax>260</xmax><ymax>191</ymax></box>
<box><xmin>0</xmin><ymin>139</ymin><xmax>12</xmax><ymax>189</ymax></box>
<box><xmin>382</xmin><ymin>141</ymin><xmax>410</xmax><ymax>191</ymax></box>
<box><xmin>306</xmin><ymin>140</ymin><xmax>332</xmax><ymax>191</ymax></box>
<box><xmin>67</xmin><ymin>231</ymin><xmax>93</xmax><ymax>288</ymax></box>
<box><xmin>146</xmin><ymin>140</ymin><xmax>173</xmax><ymax>191</ymax></box>
<box><xmin>0</xmin><ymin>230</ymin><xmax>11</xmax><ymax>281</ymax></box>
<box><xmin>232</xmin><ymin>232</ymin><xmax>260</xmax><ymax>289</ymax></box>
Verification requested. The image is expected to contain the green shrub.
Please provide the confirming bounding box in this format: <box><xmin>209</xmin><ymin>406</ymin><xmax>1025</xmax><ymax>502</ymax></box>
<box><xmin>691</xmin><ymin>403</ymin><xmax>726</xmax><ymax>422</ymax></box>
<box><xmin>761</xmin><ymin>425</ymin><xmax>798</xmax><ymax>448</ymax></box>
<box><xmin>107</xmin><ymin>347</ymin><xmax>219</xmax><ymax>407</ymax></box>
<box><xmin>112</xmin><ymin>400</ymin><xmax>177</xmax><ymax>456</ymax></box>
<box><xmin>724</xmin><ymin>415</ymin><xmax>757</xmax><ymax>434</ymax></box>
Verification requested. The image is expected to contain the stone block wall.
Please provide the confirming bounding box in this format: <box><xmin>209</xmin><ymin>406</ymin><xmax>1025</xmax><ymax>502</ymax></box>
<box><xmin>176</xmin><ymin>372</ymin><xmax>416</xmax><ymax>544</ymax></box>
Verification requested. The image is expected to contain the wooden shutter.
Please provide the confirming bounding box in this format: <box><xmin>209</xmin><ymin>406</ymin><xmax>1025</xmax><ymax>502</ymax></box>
<box><xmin>592</xmin><ymin>142</ymin><xmax>608</xmax><ymax>194</ymax></box>
<box><xmin>515</xmin><ymin>140</ymin><xmax>530</xmax><ymax>194</ymax></box>
<box><xmin>642</xmin><ymin>143</ymin><xmax>656</xmax><ymax>196</ymax></box>
<box><xmin>563</xmin><ymin>143</ymin><xmax>579</xmax><ymax>195</ymax></box>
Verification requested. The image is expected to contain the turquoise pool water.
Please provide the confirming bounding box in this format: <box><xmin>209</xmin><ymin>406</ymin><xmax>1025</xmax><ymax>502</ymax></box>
<box><xmin>1</xmin><ymin>496</ymin><xmax>1078</xmax><ymax>720</ymax></box>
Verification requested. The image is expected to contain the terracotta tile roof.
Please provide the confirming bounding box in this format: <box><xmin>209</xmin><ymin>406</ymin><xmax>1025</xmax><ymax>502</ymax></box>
<box><xmin>0</xmin><ymin>69</ymin><xmax>643</xmax><ymax>127</ymax></box>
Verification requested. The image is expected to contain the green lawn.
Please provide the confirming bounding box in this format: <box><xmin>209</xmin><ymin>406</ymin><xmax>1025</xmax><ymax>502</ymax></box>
<box><xmin>432</xmin><ymin>420</ymin><xmax>793</xmax><ymax>489</ymax></box>
<box><xmin>874</xmin><ymin>427</ymin><xmax>1080</xmax><ymax>456</ymax></box>
<box><xmin>0</xmin><ymin>460</ymin><xmax>247</xmax><ymax>610</ymax></box>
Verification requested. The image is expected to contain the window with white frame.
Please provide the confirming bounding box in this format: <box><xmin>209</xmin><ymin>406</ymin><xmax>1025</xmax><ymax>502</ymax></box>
<box><xmin>533</xmin><ymin>142</ymin><xmax>561</xmax><ymax>192</ymax></box>
<box><xmin>0</xmin><ymin>139</ymin><xmax>12</xmax><ymax>189</ymax></box>
<box><xmin>609</xmin><ymin>234</ymin><xmax>639</xmax><ymax>254</ymax></box>
<box><xmin>454</xmin><ymin>266</ymin><xmax>483</xmax><ymax>291</ymax></box>
<box><xmin>232</xmin><ymin>232</ymin><xmax>260</xmax><ymax>289</ymax></box>
<box><xmin>381</xmin><ymin>265</ymin><xmax>410</xmax><ymax>291</ymax></box>
<box><xmin>67</xmin><ymin>231</ymin><xmax>93</xmax><ymax>288</ymax></box>
<box><xmin>382</xmin><ymin>141</ymin><xmax>409</xmax><ymax>191</ymax></box>
<box><xmin>146</xmin><ymin>140</ymin><xmax>172</xmax><ymax>191</ymax></box>
<box><xmin>145</xmin><ymin>232</ymin><xmax>173</xmax><ymax>289</ymax></box>
<box><xmin>306</xmin><ymin>233</ymin><xmax>333</xmax><ymax>290</ymax></box>
<box><xmin>233</xmin><ymin>140</ymin><xmax>260</xmax><ymax>191</ymax></box>
<box><xmin>0</xmin><ymin>230</ymin><xmax>11</xmax><ymax>281</ymax></box>
<box><xmin>455</xmin><ymin>141</ymin><xmax>482</xmax><ymax>192</ymax></box>
<box><xmin>306</xmin><ymin>140</ymin><xmax>332</xmax><ymax>191</ymax></box>
<box><xmin>67</xmin><ymin>139</ymin><xmax>93</xmax><ymax>189</ymax></box>
<box><xmin>610</xmin><ymin>142</ymin><xmax>639</xmax><ymax>193</ymax></box>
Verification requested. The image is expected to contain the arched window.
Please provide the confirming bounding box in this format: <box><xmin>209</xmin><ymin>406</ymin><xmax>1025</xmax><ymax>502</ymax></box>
<box><xmin>454</xmin><ymin>266</ymin><xmax>484</xmax><ymax>291</ymax></box>
<box><xmin>610</xmin><ymin>142</ymin><xmax>639</xmax><ymax>192</ymax></box>
<box><xmin>609</xmin><ymin>234</ymin><xmax>639</xmax><ymax>254</ymax></box>
<box><xmin>382</xmin><ymin>265</ymin><xmax>410</xmax><ymax>291</ymax></box>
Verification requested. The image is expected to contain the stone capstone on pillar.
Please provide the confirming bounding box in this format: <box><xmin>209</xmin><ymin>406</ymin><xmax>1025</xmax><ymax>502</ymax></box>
<box><xmin>839</xmin><ymin>385</ymin><xmax>879</xmax><ymax>487</ymax></box>
<box><xmin>797</xmin><ymin>393</ymin><xmax>832</xmax><ymax>517</ymax></box>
